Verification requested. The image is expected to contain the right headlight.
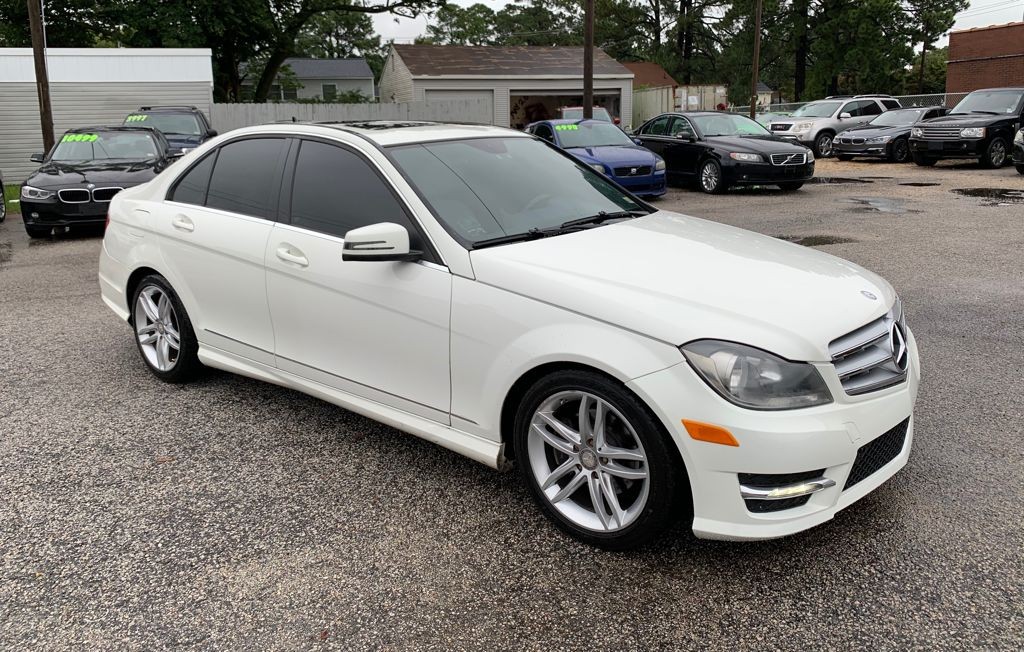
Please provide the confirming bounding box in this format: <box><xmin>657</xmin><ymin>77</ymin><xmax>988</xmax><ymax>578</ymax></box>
<box><xmin>681</xmin><ymin>340</ymin><xmax>833</xmax><ymax>410</ymax></box>
<box><xmin>960</xmin><ymin>127</ymin><xmax>985</xmax><ymax>138</ymax></box>
<box><xmin>911</xmin><ymin>127</ymin><xmax>923</xmax><ymax>138</ymax></box>
<box><xmin>589</xmin><ymin>163</ymin><xmax>606</xmax><ymax>174</ymax></box>
<box><xmin>21</xmin><ymin>186</ymin><xmax>54</xmax><ymax>200</ymax></box>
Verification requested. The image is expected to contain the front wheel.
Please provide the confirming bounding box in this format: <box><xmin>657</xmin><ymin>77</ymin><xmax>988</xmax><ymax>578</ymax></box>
<box><xmin>514</xmin><ymin>370</ymin><xmax>684</xmax><ymax>550</ymax></box>
<box><xmin>698</xmin><ymin>159</ymin><xmax>727</xmax><ymax>194</ymax></box>
<box><xmin>813</xmin><ymin>132</ymin><xmax>834</xmax><ymax>158</ymax></box>
<box><xmin>912</xmin><ymin>153</ymin><xmax>937</xmax><ymax>167</ymax></box>
<box><xmin>889</xmin><ymin>138</ymin><xmax>910</xmax><ymax>163</ymax></box>
<box><xmin>777</xmin><ymin>182</ymin><xmax>804</xmax><ymax>191</ymax></box>
<box><xmin>980</xmin><ymin>137</ymin><xmax>1008</xmax><ymax>169</ymax></box>
<box><xmin>131</xmin><ymin>274</ymin><xmax>202</xmax><ymax>383</ymax></box>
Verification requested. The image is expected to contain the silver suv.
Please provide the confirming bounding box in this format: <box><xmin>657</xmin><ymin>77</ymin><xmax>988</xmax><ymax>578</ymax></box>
<box><xmin>767</xmin><ymin>95</ymin><xmax>902</xmax><ymax>157</ymax></box>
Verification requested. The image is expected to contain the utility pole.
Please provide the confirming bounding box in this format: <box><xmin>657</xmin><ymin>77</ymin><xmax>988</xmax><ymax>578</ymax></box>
<box><xmin>749</xmin><ymin>0</ymin><xmax>763</xmax><ymax>120</ymax></box>
<box><xmin>28</xmin><ymin>0</ymin><xmax>55</xmax><ymax>151</ymax></box>
<box><xmin>583</xmin><ymin>0</ymin><xmax>594</xmax><ymax>119</ymax></box>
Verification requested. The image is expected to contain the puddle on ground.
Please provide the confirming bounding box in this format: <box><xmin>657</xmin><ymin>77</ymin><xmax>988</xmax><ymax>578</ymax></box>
<box><xmin>777</xmin><ymin>235</ymin><xmax>857</xmax><ymax>246</ymax></box>
<box><xmin>951</xmin><ymin>188</ymin><xmax>1024</xmax><ymax>206</ymax></box>
<box><xmin>899</xmin><ymin>182</ymin><xmax>940</xmax><ymax>187</ymax></box>
<box><xmin>858</xmin><ymin>176</ymin><xmax>893</xmax><ymax>180</ymax></box>
<box><xmin>843</xmin><ymin>197</ymin><xmax>920</xmax><ymax>214</ymax></box>
<box><xmin>811</xmin><ymin>177</ymin><xmax>873</xmax><ymax>184</ymax></box>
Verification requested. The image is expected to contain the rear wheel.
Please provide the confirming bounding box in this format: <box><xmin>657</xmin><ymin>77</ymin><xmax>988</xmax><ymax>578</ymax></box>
<box><xmin>24</xmin><ymin>224</ymin><xmax>51</xmax><ymax>238</ymax></box>
<box><xmin>513</xmin><ymin>370</ymin><xmax>683</xmax><ymax>550</ymax></box>
<box><xmin>698</xmin><ymin>159</ymin><xmax>727</xmax><ymax>194</ymax></box>
<box><xmin>912</xmin><ymin>153</ymin><xmax>937</xmax><ymax>167</ymax></box>
<box><xmin>813</xmin><ymin>132</ymin><xmax>835</xmax><ymax>158</ymax></box>
<box><xmin>889</xmin><ymin>138</ymin><xmax>910</xmax><ymax>163</ymax></box>
<box><xmin>131</xmin><ymin>274</ymin><xmax>202</xmax><ymax>383</ymax></box>
<box><xmin>778</xmin><ymin>182</ymin><xmax>804</xmax><ymax>191</ymax></box>
<box><xmin>980</xmin><ymin>137</ymin><xmax>1008</xmax><ymax>169</ymax></box>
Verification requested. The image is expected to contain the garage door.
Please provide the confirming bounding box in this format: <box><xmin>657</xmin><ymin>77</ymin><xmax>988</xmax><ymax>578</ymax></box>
<box><xmin>423</xmin><ymin>89</ymin><xmax>494</xmax><ymax>124</ymax></box>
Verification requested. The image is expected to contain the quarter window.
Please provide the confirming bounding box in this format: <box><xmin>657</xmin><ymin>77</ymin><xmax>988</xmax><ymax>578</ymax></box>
<box><xmin>169</xmin><ymin>152</ymin><xmax>216</xmax><ymax>205</ymax></box>
<box><xmin>289</xmin><ymin>140</ymin><xmax>422</xmax><ymax>248</ymax></box>
<box><xmin>642</xmin><ymin>115</ymin><xmax>672</xmax><ymax>135</ymax></box>
<box><xmin>205</xmin><ymin>138</ymin><xmax>286</xmax><ymax>219</ymax></box>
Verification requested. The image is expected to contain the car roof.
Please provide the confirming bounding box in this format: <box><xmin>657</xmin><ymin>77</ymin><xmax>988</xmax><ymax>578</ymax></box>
<box><xmin>233</xmin><ymin>121</ymin><xmax>528</xmax><ymax>147</ymax></box>
<box><xmin>537</xmin><ymin>119</ymin><xmax>610</xmax><ymax>126</ymax></box>
<box><xmin>68</xmin><ymin>125</ymin><xmax>159</xmax><ymax>134</ymax></box>
<box><xmin>136</xmin><ymin>105</ymin><xmax>201</xmax><ymax>113</ymax></box>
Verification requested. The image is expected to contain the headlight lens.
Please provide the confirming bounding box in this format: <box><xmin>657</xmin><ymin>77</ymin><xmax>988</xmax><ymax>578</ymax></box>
<box><xmin>793</xmin><ymin>121</ymin><xmax>814</xmax><ymax>132</ymax></box>
<box><xmin>806</xmin><ymin>149</ymin><xmax>815</xmax><ymax>161</ymax></box>
<box><xmin>865</xmin><ymin>135</ymin><xmax>891</xmax><ymax>144</ymax></box>
<box><xmin>21</xmin><ymin>186</ymin><xmax>54</xmax><ymax>200</ymax></box>
<box><xmin>729</xmin><ymin>152</ymin><xmax>763</xmax><ymax>162</ymax></box>
<box><xmin>960</xmin><ymin>127</ymin><xmax>985</xmax><ymax>138</ymax></box>
<box><xmin>654</xmin><ymin>158</ymin><xmax>666</xmax><ymax>171</ymax></box>
<box><xmin>589</xmin><ymin>163</ymin><xmax>606</xmax><ymax>174</ymax></box>
<box><xmin>911</xmin><ymin>127</ymin><xmax>923</xmax><ymax>137</ymax></box>
<box><xmin>681</xmin><ymin>340</ymin><xmax>833</xmax><ymax>410</ymax></box>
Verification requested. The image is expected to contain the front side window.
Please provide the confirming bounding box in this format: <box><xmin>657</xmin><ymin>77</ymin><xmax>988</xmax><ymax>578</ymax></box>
<box><xmin>556</xmin><ymin>122</ymin><xmax>633</xmax><ymax>147</ymax></box>
<box><xmin>792</xmin><ymin>101</ymin><xmax>841</xmax><ymax>118</ymax></box>
<box><xmin>668</xmin><ymin>118</ymin><xmax>694</xmax><ymax>138</ymax></box>
<box><xmin>389</xmin><ymin>137</ymin><xmax>643</xmax><ymax>247</ymax></box>
<box><xmin>205</xmin><ymin>138</ymin><xmax>286</xmax><ymax>218</ymax></box>
<box><xmin>50</xmin><ymin>131</ymin><xmax>159</xmax><ymax>161</ymax></box>
<box><xmin>290</xmin><ymin>140</ymin><xmax>421</xmax><ymax>248</ymax></box>
<box><xmin>642</xmin><ymin>115</ymin><xmax>672</xmax><ymax>135</ymax></box>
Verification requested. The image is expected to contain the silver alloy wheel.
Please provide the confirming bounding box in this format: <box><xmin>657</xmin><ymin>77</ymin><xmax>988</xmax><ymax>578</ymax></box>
<box><xmin>700</xmin><ymin>162</ymin><xmax>719</xmax><ymax>192</ymax></box>
<box><xmin>527</xmin><ymin>391</ymin><xmax>650</xmax><ymax>532</ymax></box>
<box><xmin>990</xmin><ymin>140</ymin><xmax>1006</xmax><ymax>166</ymax></box>
<box><xmin>817</xmin><ymin>133</ymin><xmax>833</xmax><ymax>157</ymax></box>
<box><xmin>134</xmin><ymin>286</ymin><xmax>181</xmax><ymax>372</ymax></box>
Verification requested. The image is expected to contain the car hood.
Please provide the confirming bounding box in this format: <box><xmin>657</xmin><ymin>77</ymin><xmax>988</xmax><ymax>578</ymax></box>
<box><xmin>919</xmin><ymin>113</ymin><xmax>1012</xmax><ymax>127</ymax></box>
<box><xmin>839</xmin><ymin>124</ymin><xmax>911</xmax><ymax>137</ymax></box>
<box><xmin>26</xmin><ymin>159</ymin><xmax>161</xmax><ymax>188</ymax></box>
<box><xmin>704</xmin><ymin>135</ymin><xmax>810</xmax><ymax>154</ymax></box>
<box><xmin>564</xmin><ymin>144</ymin><xmax>657</xmax><ymax>166</ymax></box>
<box><xmin>470</xmin><ymin>211</ymin><xmax>895</xmax><ymax>362</ymax></box>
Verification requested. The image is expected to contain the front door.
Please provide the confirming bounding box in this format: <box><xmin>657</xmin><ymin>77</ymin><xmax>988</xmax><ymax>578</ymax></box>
<box><xmin>265</xmin><ymin>138</ymin><xmax>452</xmax><ymax>424</ymax></box>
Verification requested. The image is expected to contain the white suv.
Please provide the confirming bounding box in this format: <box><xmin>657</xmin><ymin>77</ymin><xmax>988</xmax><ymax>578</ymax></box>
<box><xmin>99</xmin><ymin>122</ymin><xmax>919</xmax><ymax>548</ymax></box>
<box><xmin>768</xmin><ymin>95</ymin><xmax>901</xmax><ymax>157</ymax></box>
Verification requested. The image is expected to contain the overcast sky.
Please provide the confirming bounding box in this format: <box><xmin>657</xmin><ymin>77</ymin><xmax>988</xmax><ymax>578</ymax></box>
<box><xmin>371</xmin><ymin>0</ymin><xmax>1024</xmax><ymax>48</ymax></box>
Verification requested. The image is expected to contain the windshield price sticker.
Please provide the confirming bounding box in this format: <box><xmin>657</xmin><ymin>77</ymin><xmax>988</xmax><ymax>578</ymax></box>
<box><xmin>125</xmin><ymin>115</ymin><xmax>148</xmax><ymax>122</ymax></box>
<box><xmin>555</xmin><ymin>124</ymin><xmax>579</xmax><ymax>131</ymax></box>
<box><xmin>62</xmin><ymin>133</ymin><xmax>99</xmax><ymax>142</ymax></box>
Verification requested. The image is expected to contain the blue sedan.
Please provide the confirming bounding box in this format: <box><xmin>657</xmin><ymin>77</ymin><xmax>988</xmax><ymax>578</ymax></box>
<box><xmin>526</xmin><ymin>119</ymin><xmax>667</xmax><ymax>198</ymax></box>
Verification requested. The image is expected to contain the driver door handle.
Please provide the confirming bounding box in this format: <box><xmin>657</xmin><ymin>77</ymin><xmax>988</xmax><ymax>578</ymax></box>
<box><xmin>276</xmin><ymin>244</ymin><xmax>309</xmax><ymax>268</ymax></box>
<box><xmin>171</xmin><ymin>214</ymin><xmax>194</xmax><ymax>232</ymax></box>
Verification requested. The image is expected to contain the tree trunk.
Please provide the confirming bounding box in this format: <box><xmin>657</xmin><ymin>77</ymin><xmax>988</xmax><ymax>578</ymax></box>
<box><xmin>652</xmin><ymin>0</ymin><xmax>660</xmax><ymax>50</ymax></box>
<box><xmin>793</xmin><ymin>0</ymin><xmax>808</xmax><ymax>101</ymax></box>
<box><xmin>678</xmin><ymin>0</ymin><xmax>694</xmax><ymax>85</ymax></box>
<box><xmin>917</xmin><ymin>40</ymin><xmax>928</xmax><ymax>94</ymax></box>
<box><xmin>254</xmin><ymin>47</ymin><xmax>292</xmax><ymax>103</ymax></box>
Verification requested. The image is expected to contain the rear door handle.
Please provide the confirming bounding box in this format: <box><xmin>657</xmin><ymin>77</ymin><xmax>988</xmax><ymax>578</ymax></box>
<box><xmin>276</xmin><ymin>244</ymin><xmax>309</xmax><ymax>267</ymax></box>
<box><xmin>171</xmin><ymin>214</ymin><xmax>194</xmax><ymax>232</ymax></box>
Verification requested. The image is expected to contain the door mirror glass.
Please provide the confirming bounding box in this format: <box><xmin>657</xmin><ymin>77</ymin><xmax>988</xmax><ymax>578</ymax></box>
<box><xmin>343</xmin><ymin>222</ymin><xmax>421</xmax><ymax>262</ymax></box>
<box><xmin>30</xmin><ymin>153</ymin><xmax>44</xmax><ymax>163</ymax></box>
<box><xmin>839</xmin><ymin>112</ymin><xmax>852</xmax><ymax>119</ymax></box>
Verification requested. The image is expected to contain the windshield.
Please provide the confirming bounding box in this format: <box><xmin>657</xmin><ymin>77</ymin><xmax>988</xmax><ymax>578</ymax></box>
<box><xmin>125</xmin><ymin>112</ymin><xmax>202</xmax><ymax>136</ymax></box>
<box><xmin>390</xmin><ymin>137</ymin><xmax>643</xmax><ymax>246</ymax></box>
<box><xmin>869</xmin><ymin>109</ymin><xmax>924</xmax><ymax>126</ymax></box>
<box><xmin>951</xmin><ymin>90</ymin><xmax>1024</xmax><ymax>115</ymax></box>
<box><xmin>50</xmin><ymin>131</ymin><xmax>159</xmax><ymax>161</ymax></box>
<box><xmin>555</xmin><ymin>122</ymin><xmax>634</xmax><ymax>147</ymax></box>
<box><xmin>691</xmin><ymin>114</ymin><xmax>770</xmax><ymax>137</ymax></box>
<box><xmin>792</xmin><ymin>101</ymin><xmax>841</xmax><ymax>118</ymax></box>
<box><xmin>561</xmin><ymin>107</ymin><xmax>612</xmax><ymax>122</ymax></box>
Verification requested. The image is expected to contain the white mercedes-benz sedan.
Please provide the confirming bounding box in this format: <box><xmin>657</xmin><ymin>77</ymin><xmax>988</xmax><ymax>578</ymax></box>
<box><xmin>99</xmin><ymin>122</ymin><xmax>919</xmax><ymax>549</ymax></box>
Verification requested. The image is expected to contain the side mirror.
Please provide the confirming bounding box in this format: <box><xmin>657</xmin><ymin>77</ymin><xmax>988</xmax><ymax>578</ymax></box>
<box><xmin>30</xmin><ymin>153</ymin><xmax>44</xmax><ymax>163</ymax></box>
<box><xmin>839</xmin><ymin>112</ymin><xmax>852</xmax><ymax>119</ymax></box>
<box><xmin>633</xmin><ymin>136</ymin><xmax>643</xmax><ymax>145</ymax></box>
<box><xmin>168</xmin><ymin>149</ymin><xmax>186</xmax><ymax>159</ymax></box>
<box><xmin>676</xmin><ymin>133</ymin><xmax>696</xmax><ymax>142</ymax></box>
<box><xmin>342</xmin><ymin>222</ymin><xmax>421</xmax><ymax>262</ymax></box>
<box><xmin>205</xmin><ymin>129</ymin><xmax>218</xmax><ymax>138</ymax></box>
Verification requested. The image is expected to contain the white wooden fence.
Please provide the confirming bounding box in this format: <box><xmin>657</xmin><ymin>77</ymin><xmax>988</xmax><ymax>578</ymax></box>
<box><xmin>632</xmin><ymin>87</ymin><xmax>675</xmax><ymax>127</ymax></box>
<box><xmin>210</xmin><ymin>99</ymin><xmax>494</xmax><ymax>133</ymax></box>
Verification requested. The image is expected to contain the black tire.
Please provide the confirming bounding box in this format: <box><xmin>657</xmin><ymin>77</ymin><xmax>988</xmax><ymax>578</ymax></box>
<box><xmin>836</xmin><ymin>154</ymin><xmax>854</xmax><ymax>161</ymax></box>
<box><xmin>513</xmin><ymin>369</ymin><xmax>685</xmax><ymax>550</ymax></box>
<box><xmin>697</xmin><ymin>159</ymin><xmax>727</xmax><ymax>194</ymax></box>
<box><xmin>889</xmin><ymin>138</ymin><xmax>910</xmax><ymax>163</ymax></box>
<box><xmin>813</xmin><ymin>132</ymin><xmax>835</xmax><ymax>158</ymax></box>
<box><xmin>778</xmin><ymin>182</ymin><xmax>804</xmax><ymax>191</ymax></box>
<box><xmin>1016</xmin><ymin>164</ymin><xmax>1024</xmax><ymax>176</ymax></box>
<box><xmin>24</xmin><ymin>224</ymin><xmax>51</xmax><ymax>238</ymax></box>
<box><xmin>130</xmin><ymin>274</ymin><xmax>202</xmax><ymax>383</ymax></box>
<box><xmin>0</xmin><ymin>194</ymin><xmax>6</xmax><ymax>223</ymax></box>
<box><xmin>979</xmin><ymin>137</ymin><xmax>1008</xmax><ymax>169</ymax></box>
<box><xmin>912</xmin><ymin>153</ymin><xmax>937</xmax><ymax>167</ymax></box>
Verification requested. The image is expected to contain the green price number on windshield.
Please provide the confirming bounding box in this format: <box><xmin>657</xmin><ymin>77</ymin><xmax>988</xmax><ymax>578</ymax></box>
<box><xmin>62</xmin><ymin>133</ymin><xmax>99</xmax><ymax>142</ymax></box>
<box><xmin>125</xmin><ymin>115</ymin><xmax>148</xmax><ymax>122</ymax></box>
<box><xmin>555</xmin><ymin>124</ymin><xmax>579</xmax><ymax>131</ymax></box>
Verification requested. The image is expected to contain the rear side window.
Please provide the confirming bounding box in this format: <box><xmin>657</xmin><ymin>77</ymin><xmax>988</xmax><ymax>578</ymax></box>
<box><xmin>861</xmin><ymin>101</ymin><xmax>883</xmax><ymax>116</ymax></box>
<box><xmin>206</xmin><ymin>138</ymin><xmax>286</xmax><ymax>218</ymax></box>
<box><xmin>289</xmin><ymin>140</ymin><xmax>422</xmax><ymax>248</ymax></box>
<box><xmin>882</xmin><ymin>99</ymin><xmax>900</xmax><ymax>110</ymax></box>
<box><xmin>169</xmin><ymin>153</ymin><xmax>216</xmax><ymax>205</ymax></box>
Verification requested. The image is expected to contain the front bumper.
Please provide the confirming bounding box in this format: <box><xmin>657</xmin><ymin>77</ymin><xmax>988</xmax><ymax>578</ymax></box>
<box><xmin>20</xmin><ymin>199</ymin><xmax>107</xmax><ymax>228</ymax></box>
<box><xmin>613</xmin><ymin>171</ymin><xmax>667</xmax><ymax>197</ymax></box>
<box><xmin>772</xmin><ymin>133</ymin><xmax>814</xmax><ymax>146</ymax></box>
<box><xmin>909</xmin><ymin>138</ymin><xmax>986</xmax><ymax>159</ymax></box>
<box><xmin>1012</xmin><ymin>140</ymin><xmax>1023</xmax><ymax>164</ymax></box>
<box><xmin>627</xmin><ymin>328</ymin><xmax>920</xmax><ymax>541</ymax></box>
<box><xmin>723</xmin><ymin>161</ymin><xmax>815</xmax><ymax>186</ymax></box>
<box><xmin>833</xmin><ymin>140</ymin><xmax>890</xmax><ymax>158</ymax></box>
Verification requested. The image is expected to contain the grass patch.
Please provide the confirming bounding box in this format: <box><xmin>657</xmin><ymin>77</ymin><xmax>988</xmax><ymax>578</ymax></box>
<box><xmin>4</xmin><ymin>184</ymin><xmax>19</xmax><ymax>204</ymax></box>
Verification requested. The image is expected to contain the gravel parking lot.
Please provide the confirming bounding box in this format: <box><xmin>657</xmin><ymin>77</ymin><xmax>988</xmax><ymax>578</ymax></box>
<box><xmin>1</xmin><ymin>158</ymin><xmax>1022</xmax><ymax>650</ymax></box>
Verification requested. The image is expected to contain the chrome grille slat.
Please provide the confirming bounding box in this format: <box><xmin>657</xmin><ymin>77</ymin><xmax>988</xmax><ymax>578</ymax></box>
<box><xmin>829</xmin><ymin>299</ymin><xmax>908</xmax><ymax>396</ymax></box>
<box><xmin>834</xmin><ymin>345</ymin><xmax>892</xmax><ymax>379</ymax></box>
<box><xmin>917</xmin><ymin>127</ymin><xmax>961</xmax><ymax>140</ymax></box>
<box><xmin>770</xmin><ymin>152</ymin><xmax>807</xmax><ymax>165</ymax></box>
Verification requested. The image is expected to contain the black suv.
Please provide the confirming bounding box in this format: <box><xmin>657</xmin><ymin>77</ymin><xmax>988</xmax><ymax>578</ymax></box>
<box><xmin>909</xmin><ymin>88</ymin><xmax>1024</xmax><ymax>168</ymax></box>
<box><xmin>123</xmin><ymin>105</ymin><xmax>216</xmax><ymax>153</ymax></box>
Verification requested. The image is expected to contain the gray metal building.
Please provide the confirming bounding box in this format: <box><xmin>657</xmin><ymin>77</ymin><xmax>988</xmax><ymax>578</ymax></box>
<box><xmin>0</xmin><ymin>48</ymin><xmax>213</xmax><ymax>182</ymax></box>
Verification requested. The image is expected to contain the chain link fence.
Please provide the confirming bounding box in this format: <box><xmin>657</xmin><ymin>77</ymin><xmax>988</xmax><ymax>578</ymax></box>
<box><xmin>731</xmin><ymin>93</ymin><xmax>969</xmax><ymax>116</ymax></box>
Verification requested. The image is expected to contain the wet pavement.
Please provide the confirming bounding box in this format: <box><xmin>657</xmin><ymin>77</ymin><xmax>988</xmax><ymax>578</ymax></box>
<box><xmin>0</xmin><ymin>158</ymin><xmax>1023</xmax><ymax>650</ymax></box>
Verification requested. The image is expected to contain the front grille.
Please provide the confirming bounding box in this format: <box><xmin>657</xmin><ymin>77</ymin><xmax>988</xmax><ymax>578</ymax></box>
<box><xmin>58</xmin><ymin>189</ymin><xmax>90</xmax><ymax>203</ymax></box>
<box><xmin>613</xmin><ymin>165</ymin><xmax>651</xmax><ymax>176</ymax></box>
<box><xmin>770</xmin><ymin>152</ymin><xmax>807</xmax><ymax>165</ymax></box>
<box><xmin>739</xmin><ymin>469</ymin><xmax>824</xmax><ymax>513</ymax></box>
<box><xmin>829</xmin><ymin>299</ymin><xmax>909</xmax><ymax>396</ymax></box>
<box><xmin>770</xmin><ymin>123</ymin><xmax>791</xmax><ymax>132</ymax></box>
<box><xmin>844</xmin><ymin>418</ymin><xmax>909</xmax><ymax>490</ymax></box>
<box><xmin>839</xmin><ymin>137</ymin><xmax>865</xmax><ymax>145</ymax></box>
<box><xmin>91</xmin><ymin>187</ymin><xmax>123</xmax><ymax>202</ymax></box>
<box><xmin>917</xmin><ymin>126</ymin><xmax>961</xmax><ymax>140</ymax></box>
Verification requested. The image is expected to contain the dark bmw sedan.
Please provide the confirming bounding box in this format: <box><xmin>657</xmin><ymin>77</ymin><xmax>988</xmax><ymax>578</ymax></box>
<box><xmin>634</xmin><ymin>112</ymin><xmax>814</xmax><ymax>193</ymax></box>
<box><xmin>835</xmin><ymin>106</ymin><xmax>950</xmax><ymax>162</ymax></box>
<box><xmin>20</xmin><ymin>126</ymin><xmax>179</xmax><ymax>238</ymax></box>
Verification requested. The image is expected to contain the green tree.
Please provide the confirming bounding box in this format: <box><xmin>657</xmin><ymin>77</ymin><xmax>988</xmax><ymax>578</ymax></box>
<box><xmin>426</xmin><ymin>3</ymin><xmax>496</xmax><ymax>45</ymax></box>
<box><xmin>295</xmin><ymin>10</ymin><xmax>385</xmax><ymax>78</ymax></box>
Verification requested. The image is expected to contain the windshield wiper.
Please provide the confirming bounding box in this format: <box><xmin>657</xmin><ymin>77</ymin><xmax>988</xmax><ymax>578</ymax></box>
<box><xmin>559</xmin><ymin>209</ymin><xmax>645</xmax><ymax>229</ymax></box>
<box><xmin>471</xmin><ymin>227</ymin><xmax>569</xmax><ymax>250</ymax></box>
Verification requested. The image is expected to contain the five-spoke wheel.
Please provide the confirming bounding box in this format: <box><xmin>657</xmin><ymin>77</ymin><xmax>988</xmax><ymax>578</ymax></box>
<box><xmin>131</xmin><ymin>275</ymin><xmax>201</xmax><ymax>382</ymax></box>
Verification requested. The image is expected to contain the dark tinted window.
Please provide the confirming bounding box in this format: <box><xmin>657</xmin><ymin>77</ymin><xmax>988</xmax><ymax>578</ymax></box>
<box><xmin>206</xmin><ymin>138</ymin><xmax>286</xmax><ymax>218</ymax></box>
<box><xmin>882</xmin><ymin>99</ymin><xmax>900</xmax><ymax>109</ymax></box>
<box><xmin>170</xmin><ymin>152</ymin><xmax>216</xmax><ymax>205</ymax></box>
<box><xmin>861</xmin><ymin>101</ymin><xmax>883</xmax><ymax>116</ymax></box>
<box><xmin>642</xmin><ymin>115</ymin><xmax>672</xmax><ymax>135</ymax></box>
<box><xmin>534</xmin><ymin>124</ymin><xmax>555</xmax><ymax>142</ymax></box>
<box><xmin>668</xmin><ymin>117</ymin><xmax>694</xmax><ymax>138</ymax></box>
<box><xmin>290</xmin><ymin>140</ymin><xmax>421</xmax><ymax>246</ymax></box>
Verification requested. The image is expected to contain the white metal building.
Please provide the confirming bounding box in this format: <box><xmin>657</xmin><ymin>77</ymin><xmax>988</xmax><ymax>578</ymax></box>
<box><xmin>378</xmin><ymin>45</ymin><xmax>634</xmax><ymax>130</ymax></box>
<box><xmin>0</xmin><ymin>48</ymin><xmax>213</xmax><ymax>182</ymax></box>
